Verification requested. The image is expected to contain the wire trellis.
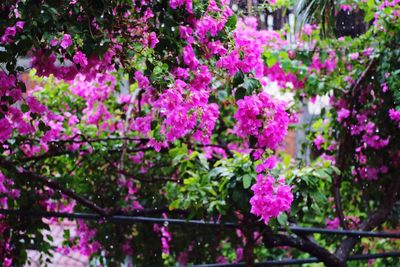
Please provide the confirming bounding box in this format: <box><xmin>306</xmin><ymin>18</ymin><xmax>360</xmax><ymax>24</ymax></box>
<box><xmin>1</xmin><ymin>209</ymin><xmax>399</xmax><ymax>238</ymax></box>
<box><xmin>1</xmin><ymin>208</ymin><xmax>399</xmax><ymax>266</ymax></box>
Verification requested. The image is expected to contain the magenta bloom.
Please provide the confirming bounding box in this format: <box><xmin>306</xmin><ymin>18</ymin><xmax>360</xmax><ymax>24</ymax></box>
<box><xmin>337</xmin><ymin>108</ymin><xmax>350</xmax><ymax>122</ymax></box>
<box><xmin>147</xmin><ymin>32</ymin><xmax>159</xmax><ymax>48</ymax></box>
<box><xmin>73</xmin><ymin>51</ymin><xmax>88</xmax><ymax>67</ymax></box>
<box><xmin>15</xmin><ymin>21</ymin><xmax>25</xmax><ymax>31</ymax></box>
<box><xmin>313</xmin><ymin>134</ymin><xmax>325</xmax><ymax>150</ymax></box>
<box><xmin>60</xmin><ymin>34</ymin><xmax>73</xmax><ymax>49</ymax></box>
<box><xmin>326</xmin><ymin>217</ymin><xmax>340</xmax><ymax>229</ymax></box>
<box><xmin>0</xmin><ymin>118</ymin><xmax>12</xmax><ymax>143</ymax></box>
<box><xmin>234</xmin><ymin>92</ymin><xmax>289</xmax><ymax>149</ymax></box>
<box><xmin>250</xmin><ymin>174</ymin><xmax>293</xmax><ymax>224</ymax></box>
<box><xmin>182</xmin><ymin>45</ymin><xmax>199</xmax><ymax>68</ymax></box>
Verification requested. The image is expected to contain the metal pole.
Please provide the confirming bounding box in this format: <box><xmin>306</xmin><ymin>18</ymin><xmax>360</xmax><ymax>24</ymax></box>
<box><xmin>1</xmin><ymin>209</ymin><xmax>399</xmax><ymax>238</ymax></box>
<box><xmin>185</xmin><ymin>252</ymin><xmax>400</xmax><ymax>267</ymax></box>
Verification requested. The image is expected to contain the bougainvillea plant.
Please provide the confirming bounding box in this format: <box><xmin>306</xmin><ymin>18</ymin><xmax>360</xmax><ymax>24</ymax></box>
<box><xmin>0</xmin><ymin>0</ymin><xmax>399</xmax><ymax>266</ymax></box>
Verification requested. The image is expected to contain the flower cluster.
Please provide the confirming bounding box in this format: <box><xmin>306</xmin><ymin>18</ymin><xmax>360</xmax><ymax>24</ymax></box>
<box><xmin>217</xmin><ymin>17</ymin><xmax>287</xmax><ymax>77</ymax></box>
<box><xmin>250</xmin><ymin>174</ymin><xmax>293</xmax><ymax>224</ymax></box>
<box><xmin>0</xmin><ymin>172</ymin><xmax>20</xmax><ymax>210</ymax></box>
<box><xmin>234</xmin><ymin>92</ymin><xmax>289</xmax><ymax>149</ymax></box>
<box><xmin>57</xmin><ymin>220</ymin><xmax>101</xmax><ymax>257</ymax></box>
<box><xmin>0</xmin><ymin>21</ymin><xmax>24</xmax><ymax>44</ymax></box>
<box><xmin>0</xmin><ymin>0</ymin><xmax>300</xmax><ymax>263</ymax></box>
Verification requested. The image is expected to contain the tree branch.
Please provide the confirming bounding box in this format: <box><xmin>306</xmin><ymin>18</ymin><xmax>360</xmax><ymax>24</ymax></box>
<box><xmin>0</xmin><ymin>157</ymin><xmax>109</xmax><ymax>217</ymax></box>
<box><xmin>117</xmin><ymin>169</ymin><xmax>179</xmax><ymax>183</ymax></box>
<box><xmin>333</xmin><ymin>59</ymin><xmax>378</xmax><ymax>230</ymax></box>
<box><xmin>336</xmin><ymin>175</ymin><xmax>400</xmax><ymax>262</ymax></box>
<box><xmin>262</xmin><ymin>226</ymin><xmax>344</xmax><ymax>267</ymax></box>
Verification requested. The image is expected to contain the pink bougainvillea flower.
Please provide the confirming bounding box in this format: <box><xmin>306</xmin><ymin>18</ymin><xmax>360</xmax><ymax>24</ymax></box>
<box><xmin>50</xmin><ymin>38</ymin><xmax>59</xmax><ymax>46</ymax></box>
<box><xmin>147</xmin><ymin>32</ymin><xmax>159</xmax><ymax>48</ymax></box>
<box><xmin>326</xmin><ymin>217</ymin><xmax>340</xmax><ymax>229</ymax></box>
<box><xmin>349</xmin><ymin>52</ymin><xmax>359</xmax><ymax>60</ymax></box>
<box><xmin>340</xmin><ymin>4</ymin><xmax>352</xmax><ymax>11</ymax></box>
<box><xmin>73</xmin><ymin>51</ymin><xmax>88</xmax><ymax>67</ymax></box>
<box><xmin>250</xmin><ymin>174</ymin><xmax>293</xmax><ymax>224</ymax></box>
<box><xmin>302</xmin><ymin>24</ymin><xmax>316</xmax><ymax>35</ymax></box>
<box><xmin>60</xmin><ymin>34</ymin><xmax>73</xmax><ymax>49</ymax></box>
<box><xmin>313</xmin><ymin>134</ymin><xmax>325</xmax><ymax>150</ymax></box>
<box><xmin>337</xmin><ymin>108</ymin><xmax>350</xmax><ymax>122</ymax></box>
<box><xmin>182</xmin><ymin>45</ymin><xmax>199</xmax><ymax>68</ymax></box>
<box><xmin>15</xmin><ymin>21</ymin><xmax>25</xmax><ymax>31</ymax></box>
<box><xmin>0</xmin><ymin>118</ymin><xmax>12</xmax><ymax>143</ymax></box>
<box><xmin>256</xmin><ymin>156</ymin><xmax>278</xmax><ymax>173</ymax></box>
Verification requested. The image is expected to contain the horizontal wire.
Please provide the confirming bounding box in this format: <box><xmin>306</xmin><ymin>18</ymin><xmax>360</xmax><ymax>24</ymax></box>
<box><xmin>186</xmin><ymin>252</ymin><xmax>400</xmax><ymax>267</ymax></box>
<box><xmin>1</xmin><ymin>209</ymin><xmax>399</xmax><ymax>238</ymax></box>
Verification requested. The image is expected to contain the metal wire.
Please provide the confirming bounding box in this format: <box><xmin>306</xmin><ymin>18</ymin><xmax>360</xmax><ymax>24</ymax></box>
<box><xmin>187</xmin><ymin>252</ymin><xmax>400</xmax><ymax>267</ymax></box>
<box><xmin>1</xmin><ymin>209</ymin><xmax>399</xmax><ymax>238</ymax></box>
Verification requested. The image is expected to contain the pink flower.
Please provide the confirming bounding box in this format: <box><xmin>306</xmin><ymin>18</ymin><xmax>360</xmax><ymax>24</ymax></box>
<box><xmin>134</xmin><ymin>70</ymin><xmax>150</xmax><ymax>89</ymax></box>
<box><xmin>121</xmin><ymin>240</ymin><xmax>133</xmax><ymax>255</ymax></box>
<box><xmin>302</xmin><ymin>24</ymin><xmax>316</xmax><ymax>35</ymax></box>
<box><xmin>340</xmin><ymin>4</ymin><xmax>352</xmax><ymax>11</ymax></box>
<box><xmin>50</xmin><ymin>39</ymin><xmax>59</xmax><ymax>46</ymax></box>
<box><xmin>169</xmin><ymin>0</ymin><xmax>185</xmax><ymax>9</ymax></box>
<box><xmin>1</xmin><ymin>26</ymin><xmax>16</xmax><ymax>43</ymax></box>
<box><xmin>60</xmin><ymin>34</ymin><xmax>73</xmax><ymax>49</ymax></box>
<box><xmin>177</xmin><ymin>251</ymin><xmax>189</xmax><ymax>266</ymax></box>
<box><xmin>337</xmin><ymin>108</ymin><xmax>350</xmax><ymax>122</ymax></box>
<box><xmin>326</xmin><ymin>217</ymin><xmax>340</xmax><ymax>229</ymax></box>
<box><xmin>389</xmin><ymin>108</ymin><xmax>400</xmax><ymax>125</ymax></box>
<box><xmin>26</xmin><ymin>96</ymin><xmax>47</xmax><ymax>114</ymax></box>
<box><xmin>234</xmin><ymin>92</ymin><xmax>289</xmax><ymax>149</ymax></box>
<box><xmin>216</xmin><ymin>256</ymin><xmax>228</xmax><ymax>264</ymax></box>
<box><xmin>381</xmin><ymin>82</ymin><xmax>388</xmax><ymax>93</ymax></box>
<box><xmin>349</xmin><ymin>52</ymin><xmax>359</xmax><ymax>60</ymax></box>
<box><xmin>313</xmin><ymin>134</ymin><xmax>325</xmax><ymax>150</ymax></box>
<box><xmin>73</xmin><ymin>51</ymin><xmax>88</xmax><ymax>67</ymax></box>
<box><xmin>362</xmin><ymin>47</ymin><xmax>374</xmax><ymax>57</ymax></box>
<box><xmin>182</xmin><ymin>45</ymin><xmax>199</xmax><ymax>68</ymax></box>
<box><xmin>169</xmin><ymin>0</ymin><xmax>193</xmax><ymax>13</ymax></box>
<box><xmin>250</xmin><ymin>174</ymin><xmax>293</xmax><ymax>224</ymax></box>
<box><xmin>15</xmin><ymin>21</ymin><xmax>25</xmax><ymax>31</ymax></box>
<box><xmin>256</xmin><ymin>156</ymin><xmax>277</xmax><ymax>173</ymax></box>
<box><xmin>147</xmin><ymin>32</ymin><xmax>159</xmax><ymax>48</ymax></box>
<box><xmin>179</xmin><ymin>26</ymin><xmax>194</xmax><ymax>44</ymax></box>
<box><xmin>234</xmin><ymin>247</ymin><xmax>244</xmax><ymax>263</ymax></box>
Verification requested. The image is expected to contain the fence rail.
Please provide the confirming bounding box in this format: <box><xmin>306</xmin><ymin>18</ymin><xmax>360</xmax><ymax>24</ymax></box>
<box><xmin>1</xmin><ymin>209</ymin><xmax>399</xmax><ymax>238</ymax></box>
<box><xmin>1</xmin><ymin>209</ymin><xmax>399</xmax><ymax>266</ymax></box>
<box><xmin>184</xmin><ymin>252</ymin><xmax>400</xmax><ymax>267</ymax></box>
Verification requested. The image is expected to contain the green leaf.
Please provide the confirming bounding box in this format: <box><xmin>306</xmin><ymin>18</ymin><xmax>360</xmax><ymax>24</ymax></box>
<box><xmin>225</xmin><ymin>15</ymin><xmax>237</xmax><ymax>31</ymax></box>
<box><xmin>313</xmin><ymin>169</ymin><xmax>330</xmax><ymax>179</ymax></box>
<box><xmin>232</xmin><ymin>71</ymin><xmax>244</xmax><ymax>88</ymax></box>
<box><xmin>249</xmin><ymin>135</ymin><xmax>258</xmax><ymax>148</ymax></box>
<box><xmin>331</xmin><ymin>166</ymin><xmax>341</xmax><ymax>175</ymax></box>
<box><xmin>277</xmin><ymin>212</ymin><xmax>288</xmax><ymax>226</ymax></box>
<box><xmin>38</xmin><ymin>120</ymin><xmax>47</xmax><ymax>132</ymax></box>
<box><xmin>279</xmin><ymin>51</ymin><xmax>289</xmax><ymax>60</ymax></box>
<box><xmin>235</xmin><ymin>87</ymin><xmax>246</xmax><ymax>101</ymax></box>
<box><xmin>21</xmin><ymin>104</ymin><xmax>30</xmax><ymax>113</ymax></box>
<box><xmin>242</xmin><ymin>174</ymin><xmax>252</xmax><ymax>189</ymax></box>
<box><xmin>169</xmin><ymin>199</ymin><xmax>181</xmax><ymax>210</ymax></box>
<box><xmin>243</xmin><ymin>77</ymin><xmax>261</xmax><ymax>93</ymax></box>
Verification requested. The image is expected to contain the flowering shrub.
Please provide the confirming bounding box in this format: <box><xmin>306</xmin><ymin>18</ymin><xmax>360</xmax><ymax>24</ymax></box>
<box><xmin>0</xmin><ymin>0</ymin><xmax>399</xmax><ymax>266</ymax></box>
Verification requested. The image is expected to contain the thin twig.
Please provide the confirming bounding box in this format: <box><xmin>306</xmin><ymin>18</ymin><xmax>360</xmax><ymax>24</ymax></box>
<box><xmin>0</xmin><ymin>157</ymin><xmax>108</xmax><ymax>216</ymax></box>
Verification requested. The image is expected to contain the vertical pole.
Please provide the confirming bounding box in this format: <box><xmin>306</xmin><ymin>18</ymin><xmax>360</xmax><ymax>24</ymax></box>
<box><xmin>267</xmin><ymin>15</ymin><xmax>274</xmax><ymax>31</ymax></box>
<box><xmin>247</xmin><ymin>0</ymin><xmax>252</xmax><ymax>16</ymax></box>
<box><xmin>288</xmin><ymin>13</ymin><xmax>295</xmax><ymax>45</ymax></box>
